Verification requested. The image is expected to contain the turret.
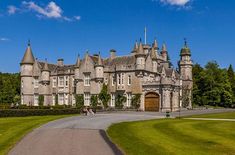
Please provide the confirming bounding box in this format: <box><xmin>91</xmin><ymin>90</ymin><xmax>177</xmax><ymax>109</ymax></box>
<box><xmin>95</xmin><ymin>52</ymin><xmax>104</xmax><ymax>80</ymax></box>
<box><xmin>161</xmin><ymin>43</ymin><xmax>168</xmax><ymax>61</ymax></box>
<box><xmin>40</xmin><ymin>60</ymin><xmax>51</xmax><ymax>106</ymax></box>
<box><xmin>20</xmin><ymin>40</ymin><xmax>35</xmax><ymax>105</ymax></box>
<box><xmin>150</xmin><ymin>47</ymin><xmax>158</xmax><ymax>72</ymax></box>
<box><xmin>131</xmin><ymin>41</ymin><xmax>138</xmax><ymax>56</ymax></box>
<box><xmin>179</xmin><ymin>39</ymin><xmax>193</xmax><ymax>109</ymax></box>
<box><xmin>74</xmin><ymin>55</ymin><xmax>80</xmax><ymax>80</ymax></box>
<box><xmin>41</xmin><ymin>60</ymin><xmax>50</xmax><ymax>83</ymax></box>
<box><xmin>135</xmin><ymin>40</ymin><xmax>146</xmax><ymax>70</ymax></box>
<box><xmin>152</xmin><ymin>38</ymin><xmax>159</xmax><ymax>51</ymax></box>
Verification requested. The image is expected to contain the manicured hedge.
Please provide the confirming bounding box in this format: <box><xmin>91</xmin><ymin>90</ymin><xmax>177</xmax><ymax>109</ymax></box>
<box><xmin>0</xmin><ymin>109</ymin><xmax>80</xmax><ymax>117</ymax></box>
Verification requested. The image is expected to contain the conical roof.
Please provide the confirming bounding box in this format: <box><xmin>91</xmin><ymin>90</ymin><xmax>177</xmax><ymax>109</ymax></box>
<box><xmin>152</xmin><ymin>39</ymin><xmax>158</xmax><ymax>49</ymax></box>
<box><xmin>180</xmin><ymin>40</ymin><xmax>191</xmax><ymax>56</ymax></box>
<box><xmin>136</xmin><ymin>40</ymin><xmax>145</xmax><ymax>56</ymax></box>
<box><xmin>96</xmin><ymin>52</ymin><xmax>103</xmax><ymax>66</ymax></box>
<box><xmin>151</xmin><ymin>47</ymin><xmax>157</xmax><ymax>60</ymax></box>
<box><xmin>132</xmin><ymin>40</ymin><xmax>138</xmax><ymax>52</ymax></box>
<box><xmin>162</xmin><ymin>43</ymin><xmax>167</xmax><ymax>52</ymax></box>
<box><xmin>42</xmin><ymin>60</ymin><xmax>50</xmax><ymax>71</ymax></box>
<box><xmin>75</xmin><ymin>54</ymin><xmax>80</xmax><ymax>68</ymax></box>
<box><xmin>21</xmin><ymin>41</ymin><xmax>35</xmax><ymax>65</ymax></box>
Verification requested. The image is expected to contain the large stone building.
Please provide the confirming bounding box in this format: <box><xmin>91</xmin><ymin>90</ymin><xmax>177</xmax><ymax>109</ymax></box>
<box><xmin>20</xmin><ymin>39</ymin><xmax>193</xmax><ymax>112</ymax></box>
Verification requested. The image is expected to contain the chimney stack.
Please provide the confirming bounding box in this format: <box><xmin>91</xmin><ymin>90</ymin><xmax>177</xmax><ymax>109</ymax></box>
<box><xmin>57</xmin><ymin>58</ymin><xmax>64</xmax><ymax>66</ymax></box>
<box><xmin>110</xmin><ymin>49</ymin><xmax>116</xmax><ymax>60</ymax></box>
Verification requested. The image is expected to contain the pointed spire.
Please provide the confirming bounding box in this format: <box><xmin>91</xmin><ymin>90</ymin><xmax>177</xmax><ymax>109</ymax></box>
<box><xmin>21</xmin><ymin>40</ymin><xmax>35</xmax><ymax>65</ymax></box>
<box><xmin>152</xmin><ymin>38</ymin><xmax>158</xmax><ymax>50</ymax></box>
<box><xmin>75</xmin><ymin>54</ymin><xmax>80</xmax><ymax>68</ymax></box>
<box><xmin>136</xmin><ymin>39</ymin><xmax>144</xmax><ymax>55</ymax></box>
<box><xmin>97</xmin><ymin>52</ymin><xmax>103</xmax><ymax>66</ymax></box>
<box><xmin>133</xmin><ymin>40</ymin><xmax>138</xmax><ymax>52</ymax></box>
<box><xmin>151</xmin><ymin>47</ymin><xmax>157</xmax><ymax>60</ymax></box>
<box><xmin>162</xmin><ymin>42</ymin><xmax>167</xmax><ymax>52</ymax></box>
<box><xmin>42</xmin><ymin>59</ymin><xmax>50</xmax><ymax>71</ymax></box>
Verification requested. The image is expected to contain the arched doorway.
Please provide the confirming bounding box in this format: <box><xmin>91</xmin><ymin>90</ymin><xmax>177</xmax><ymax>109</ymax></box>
<box><xmin>145</xmin><ymin>92</ymin><xmax>160</xmax><ymax>111</ymax></box>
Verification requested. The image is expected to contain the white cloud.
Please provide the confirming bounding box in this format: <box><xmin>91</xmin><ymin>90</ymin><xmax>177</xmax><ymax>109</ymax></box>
<box><xmin>74</xmin><ymin>16</ymin><xmax>81</xmax><ymax>21</ymax></box>
<box><xmin>160</xmin><ymin>0</ymin><xmax>190</xmax><ymax>6</ymax></box>
<box><xmin>0</xmin><ymin>38</ymin><xmax>10</xmax><ymax>41</ymax></box>
<box><xmin>22</xmin><ymin>1</ymin><xmax>62</xmax><ymax>18</ymax></box>
<box><xmin>7</xmin><ymin>5</ymin><xmax>18</xmax><ymax>14</ymax></box>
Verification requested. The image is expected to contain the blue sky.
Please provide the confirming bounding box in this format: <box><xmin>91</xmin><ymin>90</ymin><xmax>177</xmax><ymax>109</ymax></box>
<box><xmin>0</xmin><ymin>0</ymin><xmax>235</xmax><ymax>72</ymax></box>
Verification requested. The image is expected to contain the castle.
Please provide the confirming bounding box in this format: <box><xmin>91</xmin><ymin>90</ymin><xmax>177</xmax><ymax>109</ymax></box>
<box><xmin>20</xmin><ymin>38</ymin><xmax>193</xmax><ymax>112</ymax></box>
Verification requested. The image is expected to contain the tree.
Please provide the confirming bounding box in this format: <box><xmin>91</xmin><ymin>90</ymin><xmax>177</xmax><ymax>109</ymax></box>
<box><xmin>115</xmin><ymin>94</ymin><xmax>126</xmax><ymax>109</ymax></box>
<box><xmin>38</xmin><ymin>95</ymin><xmax>44</xmax><ymax>106</ymax></box>
<box><xmin>13</xmin><ymin>95</ymin><xmax>21</xmax><ymax>104</ymax></box>
<box><xmin>98</xmin><ymin>84</ymin><xmax>110</xmax><ymax>109</ymax></box>
<box><xmin>131</xmin><ymin>94</ymin><xmax>141</xmax><ymax>109</ymax></box>
<box><xmin>75</xmin><ymin>94</ymin><xmax>84</xmax><ymax>109</ymax></box>
<box><xmin>91</xmin><ymin>95</ymin><xmax>98</xmax><ymax>108</ymax></box>
<box><xmin>227</xmin><ymin>64</ymin><xmax>235</xmax><ymax>102</ymax></box>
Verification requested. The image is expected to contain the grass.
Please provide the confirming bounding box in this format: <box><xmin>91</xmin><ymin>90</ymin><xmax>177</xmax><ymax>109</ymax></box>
<box><xmin>0</xmin><ymin>115</ymin><xmax>77</xmax><ymax>155</ymax></box>
<box><xmin>186</xmin><ymin>111</ymin><xmax>235</xmax><ymax>119</ymax></box>
<box><xmin>107</xmin><ymin>112</ymin><xmax>235</xmax><ymax>155</ymax></box>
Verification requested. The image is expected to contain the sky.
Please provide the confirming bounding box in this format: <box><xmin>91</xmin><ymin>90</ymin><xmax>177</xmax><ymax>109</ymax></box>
<box><xmin>0</xmin><ymin>0</ymin><xmax>235</xmax><ymax>73</ymax></box>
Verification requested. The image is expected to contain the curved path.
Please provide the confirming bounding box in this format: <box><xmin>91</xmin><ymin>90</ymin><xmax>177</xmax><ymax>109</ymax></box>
<box><xmin>9</xmin><ymin>112</ymin><xmax>164</xmax><ymax>155</ymax></box>
<box><xmin>9</xmin><ymin>109</ymin><xmax>235</xmax><ymax>155</ymax></box>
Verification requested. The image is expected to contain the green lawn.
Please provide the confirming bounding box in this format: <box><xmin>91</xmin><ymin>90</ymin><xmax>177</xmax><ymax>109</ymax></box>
<box><xmin>107</xmin><ymin>112</ymin><xmax>235</xmax><ymax>155</ymax></box>
<box><xmin>186</xmin><ymin>111</ymin><xmax>235</xmax><ymax>119</ymax></box>
<box><xmin>0</xmin><ymin>115</ymin><xmax>76</xmax><ymax>155</ymax></box>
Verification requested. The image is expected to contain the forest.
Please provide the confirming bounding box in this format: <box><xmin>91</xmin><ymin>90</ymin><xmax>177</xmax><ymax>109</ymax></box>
<box><xmin>0</xmin><ymin>60</ymin><xmax>235</xmax><ymax>108</ymax></box>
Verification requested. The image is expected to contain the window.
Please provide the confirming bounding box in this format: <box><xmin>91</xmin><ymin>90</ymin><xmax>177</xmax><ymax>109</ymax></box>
<box><xmin>72</xmin><ymin>77</ymin><xmax>75</xmax><ymax>87</ymax></box>
<box><xmin>34</xmin><ymin>78</ymin><xmax>39</xmax><ymax>88</ymax></box>
<box><xmin>84</xmin><ymin>74</ymin><xmax>90</xmax><ymax>86</ymax></box>
<box><xmin>21</xmin><ymin>80</ymin><xmax>23</xmax><ymax>88</ymax></box>
<box><xmin>126</xmin><ymin>93</ymin><xmax>132</xmax><ymax>107</ymax></box>
<box><xmin>112</xmin><ymin>75</ymin><xmax>115</xmax><ymax>86</ymax></box>
<box><xmin>58</xmin><ymin>77</ymin><xmax>64</xmax><ymax>87</ymax></box>
<box><xmin>117</xmin><ymin>74</ymin><xmax>121</xmax><ymax>85</ymax></box>
<box><xmin>105</xmin><ymin>78</ymin><xmax>108</xmax><ymax>84</ymax></box>
<box><xmin>53</xmin><ymin>77</ymin><xmax>57</xmax><ymax>87</ymax></box>
<box><xmin>52</xmin><ymin>94</ymin><xmax>56</xmax><ymax>105</ymax></box>
<box><xmin>84</xmin><ymin>93</ymin><xmax>90</xmax><ymax>106</ymax></box>
<box><xmin>111</xmin><ymin>93</ymin><xmax>115</xmax><ymax>107</ymax></box>
<box><xmin>128</xmin><ymin>75</ymin><xmax>132</xmax><ymax>85</ymax></box>
<box><xmin>34</xmin><ymin>95</ymin><xmax>38</xmax><ymax>106</ymax></box>
<box><xmin>65</xmin><ymin>76</ymin><xmax>69</xmax><ymax>87</ymax></box>
<box><xmin>121</xmin><ymin>73</ymin><xmax>124</xmax><ymax>85</ymax></box>
<box><xmin>64</xmin><ymin>94</ymin><xmax>68</xmax><ymax>105</ymax></box>
<box><xmin>58</xmin><ymin>94</ymin><xmax>64</xmax><ymax>105</ymax></box>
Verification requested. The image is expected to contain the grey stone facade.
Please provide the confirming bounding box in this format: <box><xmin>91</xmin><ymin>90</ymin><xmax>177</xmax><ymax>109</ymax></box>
<box><xmin>20</xmin><ymin>39</ymin><xmax>193</xmax><ymax>112</ymax></box>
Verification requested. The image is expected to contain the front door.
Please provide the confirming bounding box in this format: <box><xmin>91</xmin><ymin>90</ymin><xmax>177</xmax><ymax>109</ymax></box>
<box><xmin>145</xmin><ymin>92</ymin><xmax>159</xmax><ymax>111</ymax></box>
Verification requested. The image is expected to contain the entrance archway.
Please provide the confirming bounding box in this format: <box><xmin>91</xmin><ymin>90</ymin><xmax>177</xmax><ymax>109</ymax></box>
<box><xmin>145</xmin><ymin>92</ymin><xmax>160</xmax><ymax>111</ymax></box>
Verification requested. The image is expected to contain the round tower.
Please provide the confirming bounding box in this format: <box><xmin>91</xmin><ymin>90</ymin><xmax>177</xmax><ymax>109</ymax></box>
<box><xmin>20</xmin><ymin>40</ymin><xmax>35</xmax><ymax>105</ymax></box>
<box><xmin>179</xmin><ymin>39</ymin><xmax>193</xmax><ymax>109</ymax></box>
<box><xmin>135</xmin><ymin>40</ymin><xmax>146</xmax><ymax>70</ymax></box>
<box><xmin>161</xmin><ymin>43</ymin><xmax>168</xmax><ymax>61</ymax></box>
<box><xmin>41</xmin><ymin>60</ymin><xmax>51</xmax><ymax>106</ymax></box>
<box><xmin>95</xmin><ymin>52</ymin><xmax>104</xmax><ymax>80</ymax></box>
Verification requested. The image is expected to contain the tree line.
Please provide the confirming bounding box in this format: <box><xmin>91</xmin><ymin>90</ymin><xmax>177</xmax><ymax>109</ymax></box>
<box><xmin>193</xmin><ymin>61</ymin><xmax>235</xmax><ymax>107</ymax></box>
<box><xmin>0</xmin><ymin>72</ymin><xmax>20</xmax><ymax>104</ymax></box>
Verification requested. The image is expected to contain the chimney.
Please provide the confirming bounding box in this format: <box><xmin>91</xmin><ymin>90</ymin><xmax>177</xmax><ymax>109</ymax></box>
<box><xmin>110</xmin><ymin>49</ymin><xmax>116</xmax><ymax>59</ymax></box>
<box><xmin>57</xmin><ymin>59</ymin><xmax>64</xmax><ymax>66</ymax></box>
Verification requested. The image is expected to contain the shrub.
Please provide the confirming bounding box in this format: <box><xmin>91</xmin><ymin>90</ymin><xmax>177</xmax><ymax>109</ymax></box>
<box><xmin>0</xmin><ymin>109</ymin><xmax>80</xmax><ymax>117</ymax></box>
